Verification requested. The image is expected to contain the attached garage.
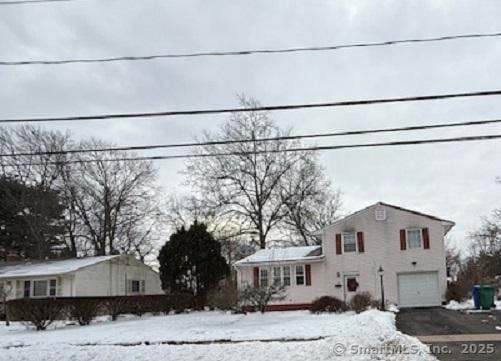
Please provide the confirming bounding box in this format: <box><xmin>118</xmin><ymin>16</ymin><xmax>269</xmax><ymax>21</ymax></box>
<box><xmin>397</xmin><ymin>272</ymin><xmax>440</xmax><ymax>308</ymax></box>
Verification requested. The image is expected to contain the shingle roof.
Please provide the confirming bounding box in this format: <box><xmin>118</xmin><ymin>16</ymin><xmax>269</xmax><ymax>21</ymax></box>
<box><xmin>0</xmin><ymin>255</ymin><xmax>119</xmax><ymax>279</ymax></box>
<box><xmin>235</xmin><ymin>246</ymin><xmax>322</xmax><ymax>266</ymax></box>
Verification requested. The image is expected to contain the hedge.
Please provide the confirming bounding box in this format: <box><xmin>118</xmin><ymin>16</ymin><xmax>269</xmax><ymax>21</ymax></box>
<box><xmin>7</xmin><ymin>293</ymin><xmax>194</xmax><ymax>330</ymax></box>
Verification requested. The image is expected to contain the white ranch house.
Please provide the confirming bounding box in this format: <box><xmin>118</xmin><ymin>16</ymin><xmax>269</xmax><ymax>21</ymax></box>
<box><xmin>0</xmin><ymin>255</ymin><xmax>163</xmax><ymax>300</ymax></box>
<box><xmin>236</xmin><ymin>202</ymin><xmax>454</xmax><ymax>309</ymax></box>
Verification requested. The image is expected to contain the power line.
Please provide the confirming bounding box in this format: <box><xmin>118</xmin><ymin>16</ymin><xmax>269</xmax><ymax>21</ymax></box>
<box><xmin>3</xmin><ymin>117</ymin><xmax>501</xmax><ymax>158</ymax></box>
<box><xmin>3</xmin><ymin>89</ymin><xmax>501</xmax><ymax>124</ymax></box>
<box><xmin>2</xmin><ymin>31</ymin><xmax>501</xmax><ymax>65</ymax></box>
<box><xmin>0</xmin><ymin>0</ymin><xmax>75</xmax><ymax>5</ymax></box>
<box><xmin>8</xmin><ymin>134</ymin><xmax>501</xmax><ymax>166</ymax></box>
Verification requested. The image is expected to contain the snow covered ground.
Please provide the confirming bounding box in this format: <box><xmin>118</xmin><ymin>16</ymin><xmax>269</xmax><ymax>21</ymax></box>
<box><xmin>0</xmin><ymin>310</ymin><xmax>435</xmax><ymax>361</ymax></box>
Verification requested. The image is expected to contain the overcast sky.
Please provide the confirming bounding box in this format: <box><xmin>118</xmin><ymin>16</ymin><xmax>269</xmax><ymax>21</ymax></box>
<box><xmin>1</xmin><ymin>0</ymin><xmax>501</xmax><ymax>251</ymax></box>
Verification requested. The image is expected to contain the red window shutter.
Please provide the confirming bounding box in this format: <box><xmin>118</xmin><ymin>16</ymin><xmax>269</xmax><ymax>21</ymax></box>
<box><xmin>422</xmin><ymin>228</ymin><xmax>430</xmax><ymax>249</ymax></box>
<box><xmin>305</xmin><ymin>264</ymin><xmax>312</xmax><ymax>286</ymax></box>
<box><xmin>400</xmin><ymin>229</ymin><xmax>407</xmax><ymax>250</ymax></box>
<box><xmin>335</xmin><ymin>233</ymin><xmax>342</xmax><ymax>255</ymax></box>
<box><xmin>253</xmin><ymin>267</ymin><xmax>259</xmax><ymax>288</ymax></box>
<box><xmin>357</xmin><ymin>231</ymin><xmax>365</xmax><ymax>253</ymax></box>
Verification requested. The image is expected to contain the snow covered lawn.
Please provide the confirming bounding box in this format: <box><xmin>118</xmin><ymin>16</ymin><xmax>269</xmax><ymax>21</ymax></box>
<box><xmin>0</xmin><ymin>310</ymin><xmax>435</xmax><ymax>361</ymax></box>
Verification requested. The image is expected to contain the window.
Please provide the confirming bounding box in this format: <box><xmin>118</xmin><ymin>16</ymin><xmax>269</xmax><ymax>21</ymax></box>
<box><xmin>33</xmin><ymin>280</ymin><xmax>48</xmax><ymax>297</ymax></box>
<box><xmin>375</xmin><ymin>207</ymin><xmax>386</xmax><ymax>221</ymax></box>
<box><xmin>283</xmin><ymin>266</ymin><xmax>291</xmax><ymax>286</ymax></box>
<box><xmin>295</xmin><ymin>265</ymin><xmax>305</xmax><ymax>285</ymax></box>
<box><xmin>343</xmin><ymin>232</ymin><xmax>357</xmax><ymax>253</ymax></box>
<box><xmin>130</xmin><ymin>280</ymin><xmax>141</xmax><ymax>293</ymax></box>
<box><xmin>141</xmin><ymin>280</ymin><xmax>146</xmax><ymax>294</ymax></box>
<box><xmin>23</xmin><ymin>281</ymin><xmax>30</xmax><ymax>298</ymax></box>
<box><xmin>49</xmin><ymin>279</ymin><xmax>57</xmax><ymax>296</ymax></box>
<box><xmin>273</xmin><ymin>267</ymin><xmax>281</xmax><ymax>287</ymax></box>
<box><xmin>259</xmin><ymin>269</ymin><xmax>269</xmax><ymax>287</ymax></box>
<box><xmin>407</xmin><ymin>229</ymin><xmax>422</xmax><ymax>249</ymax></box>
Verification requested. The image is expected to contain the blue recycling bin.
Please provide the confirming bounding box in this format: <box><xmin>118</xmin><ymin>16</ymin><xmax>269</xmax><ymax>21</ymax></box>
<box><xmin>472</xmin><ymin>285</ymin><xmax>481</xmax><ymax>309</ymax></box>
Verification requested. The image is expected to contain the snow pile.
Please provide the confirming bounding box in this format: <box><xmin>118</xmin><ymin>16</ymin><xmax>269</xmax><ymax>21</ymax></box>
<box><xmin>0</xmin><ymin>310</ymin><xmax>436</xmax><ymax>361</ymax></box>
<box><xmin>445</xmin><ymin>298</ymin><xmax>501</xmax><ymax>311</ymax></box>
<box><xmin>387</xmin><ymin>304</ymin><xmax>400</xmax><ymax>313</ymax></box>
<box><xmin>444</xmin><ymin>299</ymin><xmax>474</xmax><ymax>310</ymax></box>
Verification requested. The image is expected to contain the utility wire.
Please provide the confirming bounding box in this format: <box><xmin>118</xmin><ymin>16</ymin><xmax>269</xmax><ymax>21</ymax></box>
<box><xmin>0</xmin><ymin>0</ymin><xmax>74</xmax><ymax>5</ymax></box>
<box><xmin>2</xmin><ymin>117</ymin><xmax>501</xmax><ymax>158</ymax></box>
<box><xmin>3</xmin><ymin>89</ymin><xmax>501</xmax><ymax>124</ymax></box>
<box><xmin>1</xmin><ymin>31</ymin><xmax>501</xmax><ymax>65</ymax></box>
<box><xmin>8</xmin><ymin>134</ymin><xmax>501</xmax><ymax>166</ymax></box>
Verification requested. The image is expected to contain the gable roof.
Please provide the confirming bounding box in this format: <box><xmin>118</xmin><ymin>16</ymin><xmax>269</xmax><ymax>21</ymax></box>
<box><xmin>322</xmin><ymin>201</ymin><xmax>455</xmax><ymax>233</ymax></box>
<box><xmin>0</xmin><ymin>255</ymin><xmax>119</xmax><ymax>279</ymax></box>
<box><xmin>235</xmin><ymin>246</ymin><xmax>322</xmax><ymax>266</ymax></box>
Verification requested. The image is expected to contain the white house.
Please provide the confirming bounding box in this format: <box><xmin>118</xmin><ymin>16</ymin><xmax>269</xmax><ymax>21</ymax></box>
<box><xmin>0</xmin><ymin>255</ymin><xmax>163</xmax><ymax>300</ymax></box>
<box><xmin>235</xmin><ymin>202</ymin><xmax>455</xmax><ymax>309</ymax></box>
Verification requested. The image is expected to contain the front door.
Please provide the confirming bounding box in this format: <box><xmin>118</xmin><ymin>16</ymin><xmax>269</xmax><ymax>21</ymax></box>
<box><xmin>343</xmin><ymin>274</ymin><xmax>360</xmax><ymax>302</ymax></box>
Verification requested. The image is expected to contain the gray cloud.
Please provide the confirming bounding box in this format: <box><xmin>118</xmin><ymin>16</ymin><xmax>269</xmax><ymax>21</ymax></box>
<box><xmin>1</xmin><ymin>0</ymin><xmax>501</xmax><ymax>250</ymax></box>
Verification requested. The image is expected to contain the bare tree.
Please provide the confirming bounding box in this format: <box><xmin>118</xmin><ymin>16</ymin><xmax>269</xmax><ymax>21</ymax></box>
<box><xmin>63</xmin><ymin>140</ymin><xmax>163</xmax><ymax>258</ymax></box>
<box><xmin>165</xmin><ymin>194</ymin><xmax>254</xmax><ymax>264</ymax></box>
<box><xmin>0</xmin><ymin>281</ymin><xmax>13</xmax><ymax>326</ymax></box>
<box><xmin>280</xmin><ymin>152</ymin><xmax>341</xmax><ymax>245</ymax></box>
<box><xmin>238</xmin><ymin>284</ymin><xmax>286</xmax><ymax>313</ymax></box>
<box><xmin>184</xmin><ymin>96</ymin><xmax>340</xmax><ymax>249</ymax></box>
<box><xmin>0</xmin><ymin>126</ymin><xmax>164</xmax><ymax>260</ymax></box>
<box><xmin>445</xmin><ymin>239</ymin><xmax>462</xmax><ymax>281</ymax></box>
<box><xmin>470</xmin><ymin>210</ymin><xmax>501</xmax><ymax>256</ymax></box>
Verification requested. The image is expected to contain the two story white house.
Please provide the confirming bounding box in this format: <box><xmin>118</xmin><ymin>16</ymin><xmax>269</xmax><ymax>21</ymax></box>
<box><xmin>235</xmin><ymin>202</ymin><xmax>455</xmax><ymax>309</ymax></box>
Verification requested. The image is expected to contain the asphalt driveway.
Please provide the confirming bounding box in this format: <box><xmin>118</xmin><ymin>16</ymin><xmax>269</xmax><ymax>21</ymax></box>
<box><xmin>396</xmin><ymin>307</ymin><xmax>501</xmax><ymax>335</ymax></box>
<box><xmin>396</xmin><ymin>308</ymin><xmax>501</xmax><ymax>361</ymax></box>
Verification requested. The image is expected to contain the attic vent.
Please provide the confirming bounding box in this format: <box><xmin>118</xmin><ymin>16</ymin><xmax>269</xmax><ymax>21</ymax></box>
<box><xmin>375</xmin><ymin>207</ymin><xmax>386</xmax><ymax>221</ymax></box>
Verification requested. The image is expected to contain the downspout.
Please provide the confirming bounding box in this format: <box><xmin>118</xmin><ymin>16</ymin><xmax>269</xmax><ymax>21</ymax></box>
<box><xmin>109</xmin><ymin>260</ymin><xmax>112</xmax><ymax>296</ymax></box>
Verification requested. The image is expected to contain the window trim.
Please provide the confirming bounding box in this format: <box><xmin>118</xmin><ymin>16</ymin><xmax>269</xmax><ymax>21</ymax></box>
<box><xmin>282</xmin><ymin>266</ymin><xmax>291</xmax><ymax>287</ymax></box>
<box><xmin>406</xmin><ymin>228</ymin><xmax>423</xmax><ymax>249</ymax></box>
<box><xmin>342</xmin><ymin>232</ymin><xmax>357</xmax><ymax>253</ymax></box>
<box><xmin>259</xmin><ymin>269</ymin><xmax>269</xmax><ymax>287</ymax></box>
<box><xmin>295</xmin><ymin>264</ymin><xmax>305</xmax><ymax>286</ymax></box>
<box><xmin>25</xmin><ymin>278</ymin><xmax>57</xmax><ymax>298</ymax></box>
<box><xmin>272</xmin><ymin>267</ymin><xmax>282</xmax><ymax>287</ymax></box>
<box><xmin>127</xmin><ymin>279</ymin><xmax>145</xmax><ymax>294</ymax></box>
<box><xmin>23</xmin><ymin>280</ymin><xmax>30</xmax><ymax>298</ymax></box>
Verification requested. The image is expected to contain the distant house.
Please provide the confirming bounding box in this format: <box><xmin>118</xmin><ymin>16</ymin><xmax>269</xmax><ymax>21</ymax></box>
<box><xmin>0</xmin><ymin>255</ymin><xmax>163</xmax><ymax>300</ymax></box>
<box><xmin>236</xmin><ymin>202</ymin><xmax>455</xmax><ymax>309</ymax></box>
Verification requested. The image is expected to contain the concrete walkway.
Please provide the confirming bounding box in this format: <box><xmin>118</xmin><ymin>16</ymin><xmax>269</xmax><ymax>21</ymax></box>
<box><xmin>418</xmin><ymin>333</ymin><xmax>501</xmax><ymax>343</ymax></box>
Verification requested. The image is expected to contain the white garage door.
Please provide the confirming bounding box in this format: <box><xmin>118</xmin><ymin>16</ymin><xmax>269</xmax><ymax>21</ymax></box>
<box><xmin>397</xmin><ymin>272</ymin><xmax>440</xmax><ymax>308</ymax></box>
